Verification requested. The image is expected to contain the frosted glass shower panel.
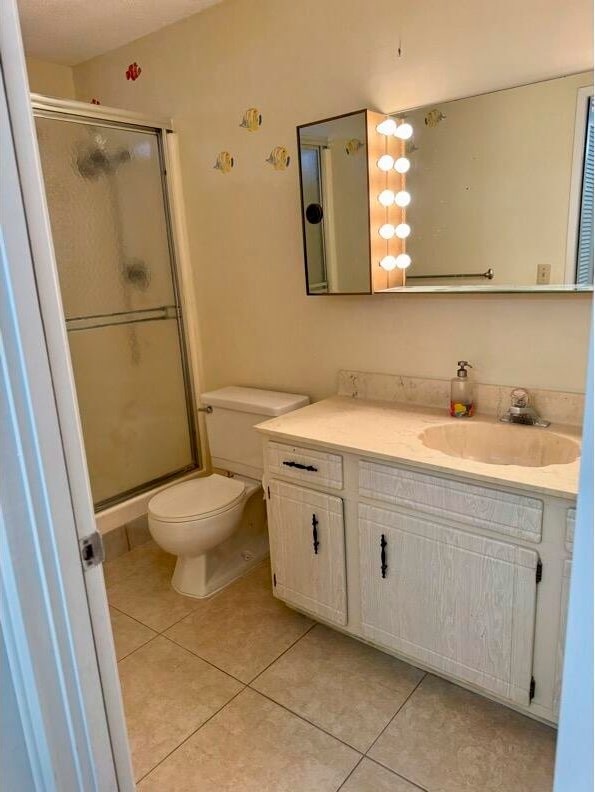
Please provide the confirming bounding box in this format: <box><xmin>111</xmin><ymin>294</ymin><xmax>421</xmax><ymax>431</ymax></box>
<box><xmin>68</xmin><ymin>319</ymin><xmax>193</xmax><ymax>505</ymax></box>
<box><xmin>35</xmin><ymin>111</ymin><xmax>198</xmax><ymax>508</ymax></box>
<box><xmin>35</xmin><ymin>117</ymin><xmax>176</xmax><ymax>319</ymax></box>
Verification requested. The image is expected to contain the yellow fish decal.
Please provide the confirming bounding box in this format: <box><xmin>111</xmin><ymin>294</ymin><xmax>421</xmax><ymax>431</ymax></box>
<box><xmin>266</xmin><ymin>145</ymin><xmax>291</xmax><ymax>170</ymax></box>
<box><xmin>240</xmin><ymin>107</ymin><xmax>262</xmax><ymax>132</ymax></box>
<box><xmin>424</xmin><ymin>109</ymin><xmax>446</xmax><ymax>127</ymax></box>
<box><xmin>214</xmin><ymin>151</ymin><xmax>234</xmax><ymax>174</ymax></box>
<box><xmin>345</xmin><ymin>138</ymin><xmax>364</xmax><ymax>155</ymax></box>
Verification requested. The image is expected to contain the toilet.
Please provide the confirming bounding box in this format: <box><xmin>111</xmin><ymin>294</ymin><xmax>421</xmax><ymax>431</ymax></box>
<box><xmin>148</xmin><ymin>386</ymin><xmax>309</xmax><ymax>598</ymax></box>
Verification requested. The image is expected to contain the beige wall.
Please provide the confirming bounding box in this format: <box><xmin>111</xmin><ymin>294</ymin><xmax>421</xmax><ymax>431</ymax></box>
<box><xmin>26</xmin><ymin>57</ymin><xmax>75</xmax><ymax>98</ymax></box>
<box><xmin>73</xmin><ymin>0</ymin><xmax>593</xmax><ymax>401</ymax></box>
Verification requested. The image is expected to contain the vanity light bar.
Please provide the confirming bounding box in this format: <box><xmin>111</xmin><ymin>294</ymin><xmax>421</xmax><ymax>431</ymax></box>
<box><xmin>379</xmin><ymin>253</ymin><xmax>412</xmax><ymax>271</ymax></box>
<box><xmin>376</xmin><ymin>117</ymin><xmax>413</xmax><ymax>274</ymax></box>
<box><xmin>375</xmin><ymin>117</ymin><xmax>413</xmax><ymax>140</ymax></box>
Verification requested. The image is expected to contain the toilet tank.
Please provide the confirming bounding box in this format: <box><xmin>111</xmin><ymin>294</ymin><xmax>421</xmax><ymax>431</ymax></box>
<box><xmin>200</xmin><ymin>386</ymin><xmax>309</xmax><ymax>479</ymax></box>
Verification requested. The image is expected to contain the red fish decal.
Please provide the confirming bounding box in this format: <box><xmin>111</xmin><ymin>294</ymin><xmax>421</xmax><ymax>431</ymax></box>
<box><xmin>90</xmin><ymin>98</ymin><xmax>101</xmax><ymax>105</ymax></box>
<box><xmin>126</xmin><ymin>62</ymin><xmax>142</xmax><ymax>81</ymax></box>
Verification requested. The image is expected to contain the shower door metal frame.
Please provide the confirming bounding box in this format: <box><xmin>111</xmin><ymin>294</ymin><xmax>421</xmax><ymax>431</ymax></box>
<box><xmin>32</xmin><ymin>95</ymin><xmax>204</xmax><ymax>511</ymax></box>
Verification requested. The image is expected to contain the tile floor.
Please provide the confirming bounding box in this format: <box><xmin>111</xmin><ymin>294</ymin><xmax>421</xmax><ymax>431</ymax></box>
<box><xmin>106</xmin><ymin>541</ymin><xmax>557</xmax><ymax>791</ymax></box>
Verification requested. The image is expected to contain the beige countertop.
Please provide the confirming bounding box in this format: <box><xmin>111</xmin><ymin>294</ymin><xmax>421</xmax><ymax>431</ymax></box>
<box><xmin>256</xmin><ymin>396</ymin><xmax>581</xmax><ymax>499</ymax></box>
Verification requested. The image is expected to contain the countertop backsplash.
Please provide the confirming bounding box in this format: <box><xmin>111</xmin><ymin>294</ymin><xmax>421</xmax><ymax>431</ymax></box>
<box><xmin>337</xmin><ymin>370</ymin><xmax>585</xmax><ymax>428</ymax></box>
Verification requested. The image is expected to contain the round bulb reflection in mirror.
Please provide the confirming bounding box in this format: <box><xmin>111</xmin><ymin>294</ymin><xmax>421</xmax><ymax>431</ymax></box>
<box><xmin>376</xmin><ymin>118</ymin><xmax>397</xmax><ymax>136</ymax></box>
<box><xmin>395</xmin><ymin>122</ymin><xmax>413</xmax><ymax>140</ymax></box>
<box><xmin>395</xmin><ymin>223</ymin><xmax>411</xmax><ymax>238</ymax></box>
<box><xmin>394</xmin><ymin>157</ymin><xmax>410</xmax><ymax>173</ymax></box>
<box><xmin>377</xmin><ymin>154</ymin><xmax>395</xmax><ymax>171</ymax></box>
<box><xmin>378</xmin><ymin>189</ymin><xmax>395</xmax><ymax>207</ymax></box>
<box><xmin>395</xmin><ymin>190</ymin><xmax>411</xmax><ymax>207</ymax></box>
<box><xmin>379</xmin><ymin>223</ymin><xmax>395</xmax><ymax>240</ymax></box>
<box><xmin>380</xmin><ymin>255</ymin><xmax>397</xmax><ymax>271</ymax></box>
<box><xmin>395</xmin><ymin>253</ymin><xmax>412</xmax><ymax>269</ymax></box>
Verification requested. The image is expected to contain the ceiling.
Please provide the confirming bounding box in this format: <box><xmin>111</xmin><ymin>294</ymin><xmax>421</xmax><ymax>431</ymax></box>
<box><xmin>18</xmin><ymin>0</ymin><xmax>222</xmax><ymax>66</ymax></box>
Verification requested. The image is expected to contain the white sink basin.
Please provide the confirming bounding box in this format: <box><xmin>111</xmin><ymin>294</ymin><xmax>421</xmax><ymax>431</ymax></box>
<box><xmin>420</xmin><ymin>423</ymin><xmax>580</xmax><ymax>468</ymax></box>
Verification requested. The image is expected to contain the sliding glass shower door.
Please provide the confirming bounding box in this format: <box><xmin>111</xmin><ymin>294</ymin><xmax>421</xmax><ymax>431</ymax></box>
<box><xmin>34</xmin><ymin>112</ymin><xmax>198</xmax><ymax>509</ymax></box>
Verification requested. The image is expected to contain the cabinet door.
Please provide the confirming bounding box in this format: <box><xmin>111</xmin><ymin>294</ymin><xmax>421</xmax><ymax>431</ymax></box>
<box><xmin>359</xmin><ymin>504</ymin><xmax>539</xmax><ymax>705</ymax></box>
<box><xmin>268</xmin><ymin>479</ymin><xmax>346</xmax><ymax>625</ymax></box>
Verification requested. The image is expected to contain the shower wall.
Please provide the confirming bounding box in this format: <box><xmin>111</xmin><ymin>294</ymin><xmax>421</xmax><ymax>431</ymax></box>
<box><xmin>35</xmin><ymin>112</ymin><xmax>199</xmax><ymax>508</ymax></box>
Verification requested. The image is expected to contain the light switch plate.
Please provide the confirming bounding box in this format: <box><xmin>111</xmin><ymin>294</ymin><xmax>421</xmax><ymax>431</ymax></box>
<box><xmin>536</xmin><ymin>263</ymin><xmax>551</xmax><ymax>284</ymax></box>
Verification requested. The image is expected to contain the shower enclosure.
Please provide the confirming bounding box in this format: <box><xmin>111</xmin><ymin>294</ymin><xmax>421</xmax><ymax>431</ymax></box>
<box><xmin>33</xmin><ymin>98</ymin><xmax>199</xmax><ymax>510</ymax></box>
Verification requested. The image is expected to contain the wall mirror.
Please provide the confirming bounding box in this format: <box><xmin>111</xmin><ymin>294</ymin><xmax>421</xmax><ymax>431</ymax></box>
<box><xmin>298</xmin><ymin>110</ymin><xmax>373</xmax><ymax>294</ymax></box>
<box><xmin>297</xmin><ymin>72</ymin><xmax>593</xmax><ymax>294</ymax></box>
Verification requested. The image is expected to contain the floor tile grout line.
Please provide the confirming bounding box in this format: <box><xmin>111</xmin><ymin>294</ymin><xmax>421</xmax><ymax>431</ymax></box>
<box><xmin>108</xmin><ymin>604</ymin><xmax>160</xmax><ymax>634</ymax></box>
<box><xmin>365</xmin><ymin>672</ymin><xmax>427</xmax><ymax>757</ymax></box>
<box><xmin>160</xmin><ymin>618</ymin><xmax>315</xmax><ymax>689</ymax></box>
<box><xmin>114</xmin><ymin>634</ymin><xmax>160</xmax><ymax>664</ymax></box>
<box><xmin>363</xmin><ymin>673</ymin><xmax>430</xmax><ymax>791</ymax></box>
<box><xmin>246</xmin><ymin>621</ymin><xmax>317</xmax><ymax>685</ymax></box>
<box><xmin>135</xmin><ymin>684</ymin><xmax>248</xmax><ymax>785</ymax></box>
<box><xmin>249</xmin><ymin>687</ymin><xmax>365</xmax><ymax>756</ymax></box>
<box><xmin>159</xmin><ymin>633</ymin><xmax>248</xmax><ymax>686</ymax></box>
<box><xmin>109</xmin><ymin>557</ymin><xmax>272</xmax><ymax>636</ymax></box>
<box><xmin>335</xmin><ymin>754</ymin><xmax>366</xmax><ymax>791</ymax></box>
<box><xmin>364</xmin><ymin>756</ymin><xmax>430</xmax><ymax>792</ymax></box>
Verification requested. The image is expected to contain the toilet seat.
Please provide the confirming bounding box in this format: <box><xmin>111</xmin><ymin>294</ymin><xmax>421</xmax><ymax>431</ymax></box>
<box><xmin>149</xmin><ymin>474</ymin><xmax>246</xmax><ymax>523</ymax></box>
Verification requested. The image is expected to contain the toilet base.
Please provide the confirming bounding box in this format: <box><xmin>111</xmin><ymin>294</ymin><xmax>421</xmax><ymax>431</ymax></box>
<box><xmin>171</xmin><ymin>533</ymin><xmax>269</xmax><ymax>599</ymax></box>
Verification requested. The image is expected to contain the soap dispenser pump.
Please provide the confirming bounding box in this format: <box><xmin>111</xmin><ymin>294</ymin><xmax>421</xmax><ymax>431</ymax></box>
<box><xmin>450</xmin><ymin>361</ymin><xmax>474</xmax><ymax>418</ymax></box>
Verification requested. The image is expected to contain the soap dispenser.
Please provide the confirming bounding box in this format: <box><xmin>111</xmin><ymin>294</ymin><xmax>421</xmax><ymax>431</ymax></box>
<box><xmin>450</xmin><ymin>361</ymin><xmax>474</xmax><ymax>417</ymax></box>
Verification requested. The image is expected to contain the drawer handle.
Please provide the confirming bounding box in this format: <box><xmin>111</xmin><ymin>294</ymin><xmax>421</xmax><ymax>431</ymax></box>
<box><xmin>283</xmin><ymin>460</ymin><xmax>318</xmax><ymax>472</ymax></box>
<box><xmin>312</xmin><ymin>514</ymin><xmax>320</xmax><ymax>554</ymax></box>
<box><xmin>380</xmin><ymin>534</ymin><xmax>388</xmax><ymax>578</ymax></box>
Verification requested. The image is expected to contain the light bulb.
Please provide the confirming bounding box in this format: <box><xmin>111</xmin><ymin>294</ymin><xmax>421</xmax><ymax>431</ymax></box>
<box><xmin>395</xmin><ymin>122</ymin><xmax>413</xmax><ymax>140</ymax></box>
<box><xmin>395</xmin><ymin>190</ymin><xmax>411</xmax><ymax>207</ymax></box>
<box><xmin>376</xmin><ymin>118</ymin><xmax>397</xmax><ymax>136</ymax></box>
<box><xmin>394</xmin><ymin>157</ymin><xmax>410</xmax><ymax>173</ymax></box>
<box><xmin>379</xmin><ymin>223</ymin><xmax>395</xmax><ymax>240</ymax></box>
<box><xmin>395</xmin><ymin>253</ymin><xmax>412</xmax><ymax>269</ymax></box>
<box><xmin>395</xmin><ymin>223</ymin><xmax>411</xmax><ymax>238</ymax></box>
<box><xmin>378</xmin><ymin>189</ymin><xmax>395</xmax><ymax>207</ymax></box>
<box><xmin>380</xmin><ymin>255</ymin><xmax>397</xmax><ymax>271</ymax></box>
<box><xmin>377</xmin><ymin>154</ymin><xmax>395</xmax><ymax>171</ymax></box>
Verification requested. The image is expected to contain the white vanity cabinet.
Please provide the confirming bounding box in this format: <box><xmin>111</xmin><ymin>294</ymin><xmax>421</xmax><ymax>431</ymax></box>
<box><xmin>262</xmin><ymin>436</ymin><xmax>575</xmax><ymax>725</ymax></box>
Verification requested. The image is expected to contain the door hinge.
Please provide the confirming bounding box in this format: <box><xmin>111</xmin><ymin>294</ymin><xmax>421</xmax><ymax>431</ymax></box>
<box><xmin>273</xmin><ymin>573</ymin><xmax>277</xmax><ymax>587</ymax></box>
<box><xmin>536</xmin><ymin>560</ymin><xmax>543</xmax><ymax>584</ymax></box>
<box><xmin>529</xmin><ymin>676</ymin><xmax>536</xmax><ymax>701</ymax></box>
<box><xmin>79</xmin><ymin>531</ymin><xmax>105</xmax><ymax>570</ymax></box>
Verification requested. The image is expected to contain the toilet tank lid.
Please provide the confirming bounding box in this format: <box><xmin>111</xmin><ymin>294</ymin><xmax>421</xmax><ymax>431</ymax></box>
<box><xmin>200</xmin><ymin>386</ymin><xmax>309</xmax><ymax>416</ymax></box>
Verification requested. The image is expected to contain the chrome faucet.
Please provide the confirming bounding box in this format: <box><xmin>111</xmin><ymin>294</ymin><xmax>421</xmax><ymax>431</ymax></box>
<box><xmin>499</xmin><ymin>388</ymin><xmax>550</xmax><ymax>427</ymax></box>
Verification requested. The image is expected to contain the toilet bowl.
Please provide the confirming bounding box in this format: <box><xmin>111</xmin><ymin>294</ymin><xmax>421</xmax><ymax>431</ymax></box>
<box><xmin>147</xmin><ymin>386</ymin><xmax>309</xmax><ymax>599</ymax></box>
<box><xmin>148</xmin><ymin>473</ymin><xmax>260</xmax><ymax>598</ymax></box>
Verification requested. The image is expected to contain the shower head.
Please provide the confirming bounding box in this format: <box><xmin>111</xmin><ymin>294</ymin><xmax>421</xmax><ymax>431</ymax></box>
<box><xmin>76</xmin><ymin>134</ymin><xmax>131</xmax><ymax>179</ymax></box>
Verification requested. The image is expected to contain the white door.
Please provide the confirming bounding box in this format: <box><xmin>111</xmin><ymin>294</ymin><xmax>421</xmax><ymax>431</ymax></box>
<box><xmin>1</xmin><ymin>3</ymin><xmax>133</xmax><ymax>788</ymax></box>
<box><xmin>268</xmin><ymin>479</ymin><xmax>347</xmax><ymax>625</ymax></box>
<box><xmin>359</xmin><ymin>503</ymin><xmax>539</xmax><ymax>705</ymax></box>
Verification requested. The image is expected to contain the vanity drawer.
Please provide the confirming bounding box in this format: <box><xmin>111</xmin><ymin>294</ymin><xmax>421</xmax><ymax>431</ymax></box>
<box><xmin>359</xmin><ymin>459</ymin><xmax>543</xmax><ymax>543</ymax></box>
<box><xmin>266</xmin><ymin>441</ymin><xmax>343</xmax><ymax>490</ymax></box>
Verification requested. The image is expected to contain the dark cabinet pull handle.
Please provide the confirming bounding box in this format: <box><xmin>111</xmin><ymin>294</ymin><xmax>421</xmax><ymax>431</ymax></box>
<box><xmin>380</xmin><ymin>534</ymin><xmax>388</xmax><ymax>578</ymax></box>
<box><xmin>283</xmin><ymin>460</ymin><xmax>318</xmax><ymax>472</ymax></box>
<box><xmin>312</xmin><ymin>514</ymin><xmax>319</xmax><ymax>554</ymax></box>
